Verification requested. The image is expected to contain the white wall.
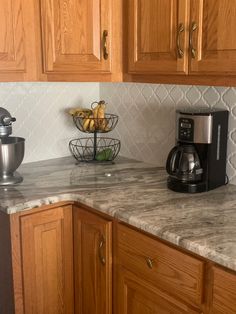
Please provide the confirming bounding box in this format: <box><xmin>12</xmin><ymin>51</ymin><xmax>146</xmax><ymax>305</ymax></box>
<box><xmin>100</xmin><ymin>83</ymin><xmax>236</xmax><ymax>184</ymax></box>
<box><xmin>0</xmin><ymin>82</ymin><xmax>99</xmax><ymax>163</ymax></box>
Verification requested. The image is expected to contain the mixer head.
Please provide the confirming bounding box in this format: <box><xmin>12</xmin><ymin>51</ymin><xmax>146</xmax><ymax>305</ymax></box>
<box><xmin>0</xmin><ymin>107</ymin><xmax>16</xmax><ymax>137</ymax></box>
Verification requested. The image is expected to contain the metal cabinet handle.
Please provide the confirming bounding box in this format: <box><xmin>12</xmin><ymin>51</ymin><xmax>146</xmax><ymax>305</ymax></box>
<box><xmin>99</xmin><ymin>235</ymin><xmax>106</xmax><ymax>265</ymax></box>
<box><xmin>146</xmin><ymin>257</ymin><xmax>154</xmax><ymax>269</ymax></box>
<box><xmin>189</xmin><ymin>22</ymin><xmax>197</xmax><ymax>58</ymax></box>
<box><xmin>102</xmin><ymin>30</ymin><xmax>109</xmax><ymax>60</ymax></box>
<box><xmin>177</xmin><ymin>23</ymin><xmax>184</xmax><ymax>58</ymax></box>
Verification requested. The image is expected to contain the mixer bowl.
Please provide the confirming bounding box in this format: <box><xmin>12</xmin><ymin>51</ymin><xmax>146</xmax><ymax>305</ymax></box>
<box><xmin>0</xmin><ymin>137</ymin><xmax>25</xmax><ymax>184</ymax></box>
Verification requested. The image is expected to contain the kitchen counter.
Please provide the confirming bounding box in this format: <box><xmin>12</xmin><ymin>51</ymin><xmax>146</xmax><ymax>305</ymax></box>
<box><xmin>1</xmin><ymin>156</ymin><xmax>236</xmax><ymax>271</ymax></box>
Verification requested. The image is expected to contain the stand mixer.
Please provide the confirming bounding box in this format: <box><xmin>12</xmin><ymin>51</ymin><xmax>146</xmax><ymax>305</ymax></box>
<box><xmin>0</xmin><ymin>108</ymin><xmax>25</xmax><ymax>185</ymax></box>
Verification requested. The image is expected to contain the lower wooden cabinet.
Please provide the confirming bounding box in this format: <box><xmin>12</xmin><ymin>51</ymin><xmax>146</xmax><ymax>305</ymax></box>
<box><xmin>115</xmin><ymin>223</ymin><xmax>203</xmax><ymax>314</ymax></box>
<box><xmin>116</xmin><ymin>267</ymin><xmax>200</xmax><ymax>314</ymax></box>
<box><xmin>1</xmin><ymin>202</ymin><xmax>236</xmax><ymax>313</ymax></box>
<box><xmin>210</xmin><ymin>266</ymin><xmax>236</xmax><ymax>314</ymax></box>
<box><xmin>73</xmin><ymin>206</ymin><xmax>112</xmax><ymax>314</ymax></box>
<box><xmin>19</xmin><ymin>205</ymin><xmax>74</xmax><ymax>314</ymax></box>
<box><xmin>9</xmin><ymin>203</ymin><xmax>112</xmax><ymax>314</ymax></box>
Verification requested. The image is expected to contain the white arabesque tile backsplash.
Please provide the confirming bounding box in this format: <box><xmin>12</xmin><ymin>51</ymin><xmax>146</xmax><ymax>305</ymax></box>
<box><xmin>0</xmin><ymin>82</ymin><xmax>99</xmax><ymax>163</ymax></box>
<box><xmin>1</xmin><ymin>82</ymin><xmax>236</xmax><ymax>185</ymax></box>
<box><xmin>100</xmin><ymin>83</ymin><xmax>236</xmax><ymax>185</ymax></box>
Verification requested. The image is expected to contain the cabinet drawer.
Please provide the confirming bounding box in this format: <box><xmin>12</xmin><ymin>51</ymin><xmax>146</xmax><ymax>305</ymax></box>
<box><xmin>117</xmin><ymin>224</ymin><xmax>204</xmax><ymax>307</ymax></box>
<box><xmin>212</xmin><ymin>266</ymin><xmax>236</xmax><ymax>313</ymax></box>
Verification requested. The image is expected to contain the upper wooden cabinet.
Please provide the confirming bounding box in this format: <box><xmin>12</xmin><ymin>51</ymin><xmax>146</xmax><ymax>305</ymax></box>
<box><xmin>39</xmin><ymin>0</ymin><xmax>122</xmax><ymax>81</ymax></box>
<box><xmin>0</xmin><ymin>0</ymin><xmax>37</xmax><ymax>81</ymax></box>
<box><xmin>126</xmin><ymin>0</ymin><xmax>190</xmax><ymax>75</ymax></box>
<box><xmin>190</xmin><ymin>0</ymin><xmax>236</xmax><ymax>75</ymax></box>
<box><xmin>126</xmin><ymin>0</ymin><xmax>236</xmax><ymax>83</ymax></box>
<box><xmin>1</xmin><ymin>0</ymin><xmax>236</xmax><ymax>83</ymax></box>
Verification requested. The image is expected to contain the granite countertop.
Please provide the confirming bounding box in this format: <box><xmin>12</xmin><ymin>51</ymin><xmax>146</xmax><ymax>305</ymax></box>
<box><xmin>1</xmin><ymin>156</ymin><xmax>236</xmax><ymax>272</ymax></box>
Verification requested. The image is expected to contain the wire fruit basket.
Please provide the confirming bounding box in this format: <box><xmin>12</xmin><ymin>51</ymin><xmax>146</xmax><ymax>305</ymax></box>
<box><xmin>69</xmin><ymin>137</ymin><xmax>121</xmax><ymax>162</ymax></box>
<box><xmin>69</xmin><ymin>100</ymin><xmax>120</xmax><ymax>163</ymax></box>
<box><xmin>73</xmin><ymin>113</ymin><xmax>118</xmax><ymax>133</ymax></box>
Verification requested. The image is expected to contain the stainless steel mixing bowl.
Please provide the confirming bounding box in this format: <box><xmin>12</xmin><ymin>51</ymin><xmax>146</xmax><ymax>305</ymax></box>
<box><xmin>0</xmin><ymin>137</ymin><xmax>25</xmax><ymax>185</ymax></box>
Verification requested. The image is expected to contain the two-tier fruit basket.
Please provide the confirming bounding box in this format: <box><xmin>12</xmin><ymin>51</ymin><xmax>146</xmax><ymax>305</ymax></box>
<box><xmin>69</xmin><ymin>100</ymin><xmax>121</xmax><ymax>162</ymax></box>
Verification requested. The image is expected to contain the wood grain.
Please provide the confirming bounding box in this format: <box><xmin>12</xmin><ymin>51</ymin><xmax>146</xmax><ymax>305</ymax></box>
<box><xmin>0</xmin><ymin>0</ymin><xmax>39</xmax><ymax>81</ymax></box>
<box><xmin>126</xmin><ymin>0</ymin><xmax>190</xmax><ymax>75</ymax></box>
<box><xmin>73</xmin><ymin>206</ymin><xmax>112</xmax><ymax>314</ymax></box>
<box><xmin>211</xmin><ymin>266</ymin><xmax>236</xmax><ymax>313</ymax></box>
<box><xmin>116</xmin><ymin>267</ymin><xmax>200</xmax><ymax>314</ymax></box>
<box><xmin>40</xmin><ymin>0</ymin><xmax>112</xmax><ymax>74</ymax></box>
<box><xmin>116</xmin><ymin>223</ymin><xmax>204</xmax><ymax>308</ymax></box>
<box><xmin>123</xmin><ymin>72</ymin><xmax>236</xmax><ymax>87</ymax></box>
<box><xmin>20</xmin><ymin>205</ymin><xmax>74</xmax><ymax>314</ymax></box>
<box><xmin>190</xmin><ymin>0</ymin><xmax>236</xmax><ymax>75</ymax></box>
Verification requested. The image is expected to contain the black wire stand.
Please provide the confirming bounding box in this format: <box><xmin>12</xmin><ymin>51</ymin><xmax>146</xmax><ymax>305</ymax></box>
<box><xmin>69</xmin><ymin>114</ymin><xmax>120</xmax><ymax>163</ymax></box>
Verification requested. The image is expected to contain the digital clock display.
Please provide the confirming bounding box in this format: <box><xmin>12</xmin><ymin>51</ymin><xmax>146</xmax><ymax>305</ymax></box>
<box><xmin>181</xmin><ymin>122</ymin><xmax>191</xmax><ymax>129</ymax></box>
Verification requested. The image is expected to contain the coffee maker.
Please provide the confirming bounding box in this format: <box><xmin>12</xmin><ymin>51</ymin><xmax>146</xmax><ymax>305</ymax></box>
<box><xmin>166</xmin><ymin>109</ymin><xmax>229</xmax><ymax>193</ymax></box>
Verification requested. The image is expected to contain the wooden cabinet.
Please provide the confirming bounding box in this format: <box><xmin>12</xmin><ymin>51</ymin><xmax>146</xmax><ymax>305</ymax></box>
<box><xmin>0</xmin><ymin>0</ymin><xmax>38</xmax><ymax>81</ymax></box>
<box><xmin>2</xmin><ymin>201</ymin><xmax>236</xmax><ymax>313</ymax></box>
<box><xmin>190</xmin><ymin>0</ymin><xmax>236</xmax><ymax>75</ymax></box>
<box><xmin>73</xmin><ymin>206</ymin><xmax>112</xmax><ymax>314</ymax></box>
<box><xmin>210</xmin><ymin>266</ymin><xmax>236</xmax><ymax>314</ymax></box>
<box><xmin>126</xmin><ymin>0</ymin><xmax>236</xmax><ymax>85</ymax></box>
<box><xmin>0</xmin><ymin>0</ymin><xmax>122</xmax><ymax>82</ymax></box>
<box><xmin>2</xmin><ymin>202</ymin><xmax>112</xmax><ymax>314</ymax></box>
<box><xmin>126</xmin><ymin>0</ymin><xmax>190</xmax><ymax>75</ymax></box>
<box><xmin>1</xmin><ymin>0</ymin><xmax>236</xmax><ymax>83</ymax></box>
<box><xmin>116</xmin><ymin>268</ymin><xmax>200</xmax><ymax>314</ymax></box>
<box><xmin>39</xmin><ymin>0</ymin><xmax>122</xmax><ymax>81</ymax></box>
<box><xmin>19</xmin><ymin>205</ymin><xmax>74</xmax><ymax>314</ymax></box>
<box><xmin>115</xmin><ymin>223</ymin><xmax>204</xmax><ymax>313</ymax></box>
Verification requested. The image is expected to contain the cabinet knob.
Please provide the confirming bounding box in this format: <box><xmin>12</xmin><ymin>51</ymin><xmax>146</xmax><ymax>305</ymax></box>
<box><xmin>146</xmin><ymin>257</ymin><xmax>154</xmax><ymax>269</ymax></box>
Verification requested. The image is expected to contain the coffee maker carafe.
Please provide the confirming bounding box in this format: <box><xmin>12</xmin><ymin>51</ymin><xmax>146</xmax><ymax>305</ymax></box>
<box><xmin>166</xmin><ymin>109</ymin><xmax>229</xmax><ymax>193</ymax></box>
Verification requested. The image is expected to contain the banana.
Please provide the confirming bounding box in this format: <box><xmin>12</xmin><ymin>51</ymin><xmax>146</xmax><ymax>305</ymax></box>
<box><xmin>98</xmin><ymin>104</ymin><xmax>105</xmax><ymax>119</ymax></box>
<box><xmin>92</xmin><ymin>106</ymin><xmax>99</xmax><ymax>128</ymax></box>
<box><xmin>83</xmin><ymin>118</ymin><xmax>91</xmax><ymax>131</ymax></box>
<box><xmin>89</xmin><ymin>119</ymin><xmax>95</xmax><ymax>132</ymax></box>
<box><xmin>99</xmin><ymin>118</ymin><xmax>108</xmax><ymax>131</ymax></box>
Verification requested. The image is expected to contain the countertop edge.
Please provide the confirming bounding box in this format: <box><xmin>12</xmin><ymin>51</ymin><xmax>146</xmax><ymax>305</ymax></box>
<box><xmin>6</xmin><ymin>193</ymin><xmax>236</xmax><ymax>273</ymax></box>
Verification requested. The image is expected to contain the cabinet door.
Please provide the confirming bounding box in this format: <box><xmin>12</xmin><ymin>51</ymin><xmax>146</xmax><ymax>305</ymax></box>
<box><xmin>127</xmin><ymin>0</ymin><xmax>190</xmax><ymax>75</ymax></box>
<box><xmin>0</xmin><ymin>0</ymin><xmax>37</xmax><ymax>81</ymax></box>
<box><xmin>190</xmin><ymin>0</ymin><xmax>236</xmax><ymax>75</ymax></box>
<box><xmin>74</xmin><ymin>207</ymin><xmax>112</xmax><ymax>314</ymax></box>
<box><xmin>40</xmin><ymin>0</ymin><xmax>112</xmax><ymax>75</ymax></box>
<box><xmin>116</xmin><ymin>267</ymin><xmax>200</xmax><ymax>314</ymax></box>
<box><xmin>20</xmin><ymin>206</ymin><xmax>74</xmax><ymax>314</ymax></box>
<box><xmin>210</xmin><ymin>266</ymin><xmax>236</xmax><ymax>314</ymax></box>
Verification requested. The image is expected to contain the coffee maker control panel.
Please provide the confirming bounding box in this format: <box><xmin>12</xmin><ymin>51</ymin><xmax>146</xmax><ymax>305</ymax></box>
<box><xmin>177</xmin><ymin>112</ymin><xmax>213</xmax><ymax>144</ymax></box>
<box><xmin>179</xmin><ymin>118</ymin><xmax>194</xmax><ymax>141</ymax></box>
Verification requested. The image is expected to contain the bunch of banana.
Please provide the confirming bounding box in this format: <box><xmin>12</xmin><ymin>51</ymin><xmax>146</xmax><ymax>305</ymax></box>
<box><xmin>68</xmin><ymin>107</ymin><xmax>92</xmax><ymax>118</ymax></box>
<box><xmin>68</xmin><ymin>101</ymin><xmax>110</xmax><ymax>132</ymax></box>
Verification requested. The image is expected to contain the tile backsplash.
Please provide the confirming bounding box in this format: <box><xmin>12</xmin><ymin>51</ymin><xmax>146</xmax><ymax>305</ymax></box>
<box><xmin>100</xmin><ymin>83</ymin><xmax>236</xmax><ymax>184</ymax></box>
<box><xmin>1</xmin><ymin>81</ymin><xmax>236</xmax><ymax>184</ymax></box>
<box><xmin>0</xmin><ymin>82</ymin><xmax>99</xmax><ymax>163</ymax></box>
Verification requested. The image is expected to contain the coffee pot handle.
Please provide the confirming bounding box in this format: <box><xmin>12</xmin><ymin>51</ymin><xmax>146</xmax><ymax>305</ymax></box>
<box><xmin>166</xmin><ymin>146</ymin><xmax>182</xmax><ymax>175</ymax></box>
